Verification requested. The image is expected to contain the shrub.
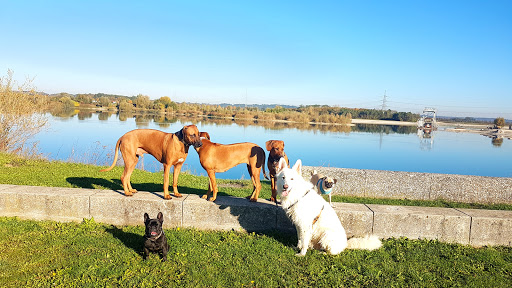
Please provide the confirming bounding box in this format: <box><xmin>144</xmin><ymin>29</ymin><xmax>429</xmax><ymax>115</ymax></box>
<box><xmin>0</xmin><ymin>70</ymin><xmax>47</xmax><ymax>154</ymax></box>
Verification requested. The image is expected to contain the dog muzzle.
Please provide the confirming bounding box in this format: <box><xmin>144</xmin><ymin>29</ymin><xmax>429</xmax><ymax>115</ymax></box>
<box><xmin>317</xmin><ymin>179</ymin><xmax>332</xmax><ymax>195</ymax></box>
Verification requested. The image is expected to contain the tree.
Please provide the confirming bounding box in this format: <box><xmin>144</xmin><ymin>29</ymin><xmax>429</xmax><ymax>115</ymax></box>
<box><xmin>494</xmin><ymin>117</ymin><xmax>505</xmax><ymax>128</ymax></box>
<box><xmin>0</xmin><ymin>69</ymin><xmax>47</xmax><ymax>153</ymax></box>
<box><xmin>157</xmin><ymin>96</ymin><xmax>172</xmax><ymax>108</ymax></box>
<box><xmin>134</xmin><ymin>94</ymin><xmax>151</xmax><ymax>109</ymax></box>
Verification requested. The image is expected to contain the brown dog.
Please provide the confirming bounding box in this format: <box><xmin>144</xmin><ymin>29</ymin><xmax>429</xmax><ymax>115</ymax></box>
<box><xmin>100</xmin><ymin>126</ymin><xmax>203</xmax><ymax>199</ymax></box>
<box><xmin>194</xmin><ymin>139</ymin><xmax>268</xmax><ymax>202</ymax></box>
<box><xmin>266</xmin><ymin>140</ymin><xmax>289</xmax><ymax>202</ymax></box>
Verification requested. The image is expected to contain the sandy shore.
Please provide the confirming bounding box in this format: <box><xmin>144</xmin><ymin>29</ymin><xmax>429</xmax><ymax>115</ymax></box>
<box><xmin>352</xmin><ymin>119</ymin><xmax>512</xmax><ymax>139</ymax></box>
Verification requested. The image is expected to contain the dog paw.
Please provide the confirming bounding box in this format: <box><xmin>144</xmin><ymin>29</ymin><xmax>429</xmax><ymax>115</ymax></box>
<box><xmin>164</xmin><ymin>194</ymin><xmax>172</xmax><ymax>200</ymax></box>
<box><xmin>124</xmin><ymin>192</ymin><xmax>133</xmax><ymax>197</ymax></box>
<box><xmin>249</xmin><ymin>197</ymin><xmax>258</xmax><ymax>202</ymax></box>
<box><xmin>130</xmin><ymin>189</ymin><xmax>138</xmax><ymax>193</ymax></box>
<box><xmin>174</xmin><ymin>192</ymin><xmax>183</xmax><ymax>198</ymax></box>
<box><xmin>201</xmin><ymin>195</ymin><xmax>208</xmax><ymax>200</ymax></box>
<box><xmin>295</xmin><ymin>252</ymin><xmax>306</xmax><ymax>257</ymax></box>
<box><xmin>208</xmin><ymin>197</ymin><xmax>216</xmax><ymax>202</ymax></box>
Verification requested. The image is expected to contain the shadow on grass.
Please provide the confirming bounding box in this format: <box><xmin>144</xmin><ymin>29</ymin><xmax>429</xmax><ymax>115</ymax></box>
<box><xmin>66</xmin><ymin>177</ymin><xmax>214</xmax><ymax>198</ymax></box>
<box><xmin>106</xmin><ymin>226</ymin><xmax>143</xmax><ymax>257</ymax></box>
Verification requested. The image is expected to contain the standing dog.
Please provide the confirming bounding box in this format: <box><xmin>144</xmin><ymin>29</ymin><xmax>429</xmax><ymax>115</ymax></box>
<box><xmin>310</xmin><ymin>170</ymin><xmax>337</xmax><ymax>206</ymax></box>
<box><xmin>194</xmin><ymin>139</ymin><xmax>268</xmax><ymax>202</ymax></box>
<box><xmin>143</xmin><ymin>212</ymin><xmax>169</xmax><ymax>261</ymax></box>
<box><xmin>100</xmin><ymin>126</ymin><xmax>203</xmax><ymax>199</ymax></box>
<box><xmin>266</xmin><ymin>140</ymin><xmax>289</xmax><ymax>202</ymax></box>
<box><xmin>275</xmin><ymin>158</ymin><xmax>381</xmax><ymax>256</ymax></box>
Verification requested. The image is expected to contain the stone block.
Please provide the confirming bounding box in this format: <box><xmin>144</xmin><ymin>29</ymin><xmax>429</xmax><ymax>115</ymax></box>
<box><xmin>0</xmin><ymin>185</ymin><xmax>93</xmax><ymax>222</ymax></box>
<box><xmin>459</xmin><ymin>208</ymin><xmax>512</xmax><ymax>247</ymax></box>
<box><xmin>182</xmin><ymin>194</ymin><xmax>279</xmax><ymax>232</ymax></box>
<box><xmin>332</xmin><ymin>203</ymin><xmax>373</xmax><ymax>238</ymax></box>
<box><xmin>368</xmin><ymin>204</ymin><xmax>471</xmax><ymax>244</ymax></box>
<box><xmin>89</xmin><ymin>190</ymin><xmax>183</xmax><ymax>228</ymax></box>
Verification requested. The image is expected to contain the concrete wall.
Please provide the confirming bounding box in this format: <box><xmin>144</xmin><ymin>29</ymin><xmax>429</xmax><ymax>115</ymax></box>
<box><xmin>302</xmin><ymin>166</ymin><xmax>512</xmax><ymax>204</ymax></box>
<box><xmin>1</xmin><ymin>184</ymin><xmax>511</xmax><ymax>247</ymax></box>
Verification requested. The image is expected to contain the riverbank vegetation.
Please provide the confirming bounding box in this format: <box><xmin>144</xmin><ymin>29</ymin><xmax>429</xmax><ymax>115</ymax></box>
<box><xmin>48</xmin><ymin>91</ymin><xmax>420</xmax><ymax>125</ymax></box>
<box><xmin>0</xmin><ymin>70</ymin><xmax>47</xmax><ymax>154</ymax></box>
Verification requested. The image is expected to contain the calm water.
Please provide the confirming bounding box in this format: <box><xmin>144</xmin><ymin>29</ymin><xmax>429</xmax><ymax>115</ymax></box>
<box><xmin>33</xmin><ymin>112</ymin><xmax>512</xmax><ymax>179</ymax></box>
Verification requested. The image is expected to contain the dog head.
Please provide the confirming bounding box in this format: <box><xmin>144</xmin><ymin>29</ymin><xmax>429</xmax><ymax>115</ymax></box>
<box><xmin>311</xmin><ymin>170</ymin><xmax>337</xmax><ymax>194</ymax></box>
<box><xmin>275</xmin><ymin>158</ymin><xmax>303</xmax><ymax>198</ymax></box>
<box><xmin>144</xmin><ymin>212</ymin><xmax>164</xmax><ymax>239</ymax></box>
<box><xmin>199</xmin><ymin>131</ymin><xmax>211</xmax><ymax>140</ymax></box>
<box><xmin>266</xmin><ymin>140</ymin><xmax>286</xmax><ymax>159</ymax></box>
<box><xmin>180</xmin><ymin>125</ymin><xmax>203</xmax><ymax>148</ymax></box>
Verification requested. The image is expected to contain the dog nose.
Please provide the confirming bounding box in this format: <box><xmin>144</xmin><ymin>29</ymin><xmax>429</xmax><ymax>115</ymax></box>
<box><xmin>283</xmin><ymin>184</ymin><xmax>289</xmax><ymax>190</ymax></box>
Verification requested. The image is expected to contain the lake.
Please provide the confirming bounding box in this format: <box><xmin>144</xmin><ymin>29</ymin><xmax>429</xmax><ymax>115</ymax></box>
<box><xmin>33</xmin><ymin>111</ymin><xmax>512</xmax><ymax>179</ymax></box>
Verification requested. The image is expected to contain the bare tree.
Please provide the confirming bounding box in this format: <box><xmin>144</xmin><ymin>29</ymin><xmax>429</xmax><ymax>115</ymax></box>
<box><xmin>0</xmin><ymin>69</ymin><xmax>48</xmax><ymax>154</ymax></box>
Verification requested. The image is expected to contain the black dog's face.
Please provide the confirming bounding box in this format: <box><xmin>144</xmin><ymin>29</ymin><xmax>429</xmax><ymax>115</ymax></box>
<box><xmin>144</xmin><ymin>212</ymin><xmax>164</xmax><ymax>238</ymax></box>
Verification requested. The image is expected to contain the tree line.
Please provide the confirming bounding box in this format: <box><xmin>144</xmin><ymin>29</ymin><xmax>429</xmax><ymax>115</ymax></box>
<box><xmin>48</xmin><ymin>92</ymin><xmax>420</xmax><ymax>124</ymax></box>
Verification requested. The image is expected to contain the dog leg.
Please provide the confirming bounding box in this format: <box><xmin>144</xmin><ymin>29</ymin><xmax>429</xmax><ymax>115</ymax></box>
<box><xmin>297</xmin><ymin>227</ymin><xmax>312</xmax><ymax>256</ymax></box>
<box><xmin>247</xmin><ymin>165</ymin><xmax>261</xmax><ymax>202</ymax></box>
<box><xmin>172</xmin><ymin>162</ymin><xmax>184</xmax><ymax>198</ymax></box>
<box><xmin>270</xmin><ymin>176</ymin><xmax>277</xmax><ymax>202</ymax></box>
<box><xmin>121</xmin><ymin>159</ymin><xmax>137</xmax><ymax>196</ymax></box>
<box><xmin>162</xmin><ymin>164</ymin><xmax>172</xmax><ymax>200</ymax></box>
<box><xmin>203</xmin><ymin>170</ymin><xmax>217</xmax><ymax>201</ymax></box>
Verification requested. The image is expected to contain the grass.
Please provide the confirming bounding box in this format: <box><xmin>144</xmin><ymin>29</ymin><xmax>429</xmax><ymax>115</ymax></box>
<box><xmin>1</xmin><ymin>216</ymin><xmax>511</xmax><ymax>287</ymax></box>
<box><xmin>1</xmin><ymin>152</ymin><xmax>511</xmax><ymax>211</ymax></box>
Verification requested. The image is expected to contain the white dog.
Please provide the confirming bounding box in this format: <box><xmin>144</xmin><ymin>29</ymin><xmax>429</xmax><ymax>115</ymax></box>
<box><xmin>275</xmin><ymin>158</ymin><xmax>382</xmax><ymax>256</ymax></box>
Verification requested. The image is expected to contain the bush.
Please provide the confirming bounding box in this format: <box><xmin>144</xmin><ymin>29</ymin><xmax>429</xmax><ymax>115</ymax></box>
<box><xmin>494</xmin><ymin>117</ymin><xmax>505</xmax><ymax>128</ymax></box>
<box><xmin>0</xmin><ymin>70</ymin><xmax>47</xmax><ymax>154</ymax></box>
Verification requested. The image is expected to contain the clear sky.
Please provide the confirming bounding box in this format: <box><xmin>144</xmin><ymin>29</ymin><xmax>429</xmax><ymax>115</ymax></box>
<box><xmin>1</xmin><ymin>1</ymin><xmax>511</xmax><ymax>118</ymax></box>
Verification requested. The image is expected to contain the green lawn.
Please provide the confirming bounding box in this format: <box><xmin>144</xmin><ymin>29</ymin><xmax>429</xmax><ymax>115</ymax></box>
<box><xmin>1</xmin><ymin>152</ymin><xmax>511</xmax><ymax>210</ymax></box>
<box><xmin>1</xmin><ymin>217</ymin><xmax>511</xmax><ymax>287</ymax></box>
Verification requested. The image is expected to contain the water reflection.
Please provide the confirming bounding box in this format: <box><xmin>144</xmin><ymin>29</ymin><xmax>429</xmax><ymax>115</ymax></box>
<box><xmin>417</xmin><ymin>129</ymin><xmax>435</xmax><ymax>150</ymax></box>
<box><xmin>50</xmin><ymin>108</ymin><xmax>425</xmax><ymax>135</ymax></box>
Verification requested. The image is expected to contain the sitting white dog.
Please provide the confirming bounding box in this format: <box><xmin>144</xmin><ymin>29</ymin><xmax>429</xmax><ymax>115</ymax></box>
<box><xmin>275</xmin><ymin>158</ymin><xmax>382</xmax><ymax>256</ymax></box>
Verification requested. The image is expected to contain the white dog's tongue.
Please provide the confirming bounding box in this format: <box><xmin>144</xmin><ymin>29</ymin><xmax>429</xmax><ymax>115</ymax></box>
<box><xmin>282</xmin><ymin>190</ymin><xmax>289</xmax><ymax>197</ymax></box>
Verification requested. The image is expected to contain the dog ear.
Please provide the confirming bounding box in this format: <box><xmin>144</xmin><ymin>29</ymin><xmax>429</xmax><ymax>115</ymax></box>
<box><xmin>265</xmin><ymin>140</ymin><xmax>273</xmax><ymax>151</ymax></box>
<box><xmin>276</xmin><ymin>157</ymin><xmax>287</xmax><ymax>173</ymax></box>
<box><xmin>157</xmin><ymin>212</ymin><xmax>164</xmax><ymax>223</ymax></box>
<box><xmin>144</xmin><ymin>213</ymin><xmax>149</xmax><ymax>223</ymax></box>
<box><xmin>292</xmin><ymin>159</ymin><xmax>302</xmax><ymax>175</ymax></box>
<box><xmin>311</xmin><ymin>169</ymin><xmax>317</xmax><ymax>176</ymax></box>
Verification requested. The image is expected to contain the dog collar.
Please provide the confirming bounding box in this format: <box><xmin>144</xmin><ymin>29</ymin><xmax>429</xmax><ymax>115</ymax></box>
<box><xmin>317</xmin><ymin>178</ymin><xmax>332</xmax><ymax>195</ymax></box>
<box><xmin>284</xmin><ymin>189</ymin><xmax>312</xmax><ymax>211</ymax></box>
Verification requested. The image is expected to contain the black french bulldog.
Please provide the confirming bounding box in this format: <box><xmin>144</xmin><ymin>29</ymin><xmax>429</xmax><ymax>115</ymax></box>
<box><xmin>143</xmin><ymin>212</ymin><xmax>169</xmax><ymax>261</ymax></box>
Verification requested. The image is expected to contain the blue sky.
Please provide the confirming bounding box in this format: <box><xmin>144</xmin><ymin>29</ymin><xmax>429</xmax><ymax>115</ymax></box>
<box><xmin>1</xmin><ymin>1</ymin><xmax>511</xmax><ymax>118</ymax></box>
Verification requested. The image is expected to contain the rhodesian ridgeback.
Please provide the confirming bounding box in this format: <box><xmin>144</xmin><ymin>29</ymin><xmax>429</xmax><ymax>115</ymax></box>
<box><xmin>194</xmin><ymin>139</ymin><xmax>268</xmax><ymax>202</ymax></box>
<box><xmin>100</xmin><ymin>125</ymin><xmax>203</xmax><ymax>199</ymax></box>
<box><xmin>266</xmin><ymin>140</ymin><xmax>289</xmax><ymax>202</ymax></box>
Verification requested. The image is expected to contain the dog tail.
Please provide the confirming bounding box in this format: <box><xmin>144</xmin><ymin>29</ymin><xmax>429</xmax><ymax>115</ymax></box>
<box><xmin>100</xmin><ymin>137</ymin><xmax>121</xmax><ymax>172</ymax></box>
<box><xmin>346</xmin><ymin>235</ymin><xmax>382</xmax><ymax>251</ymax></box>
